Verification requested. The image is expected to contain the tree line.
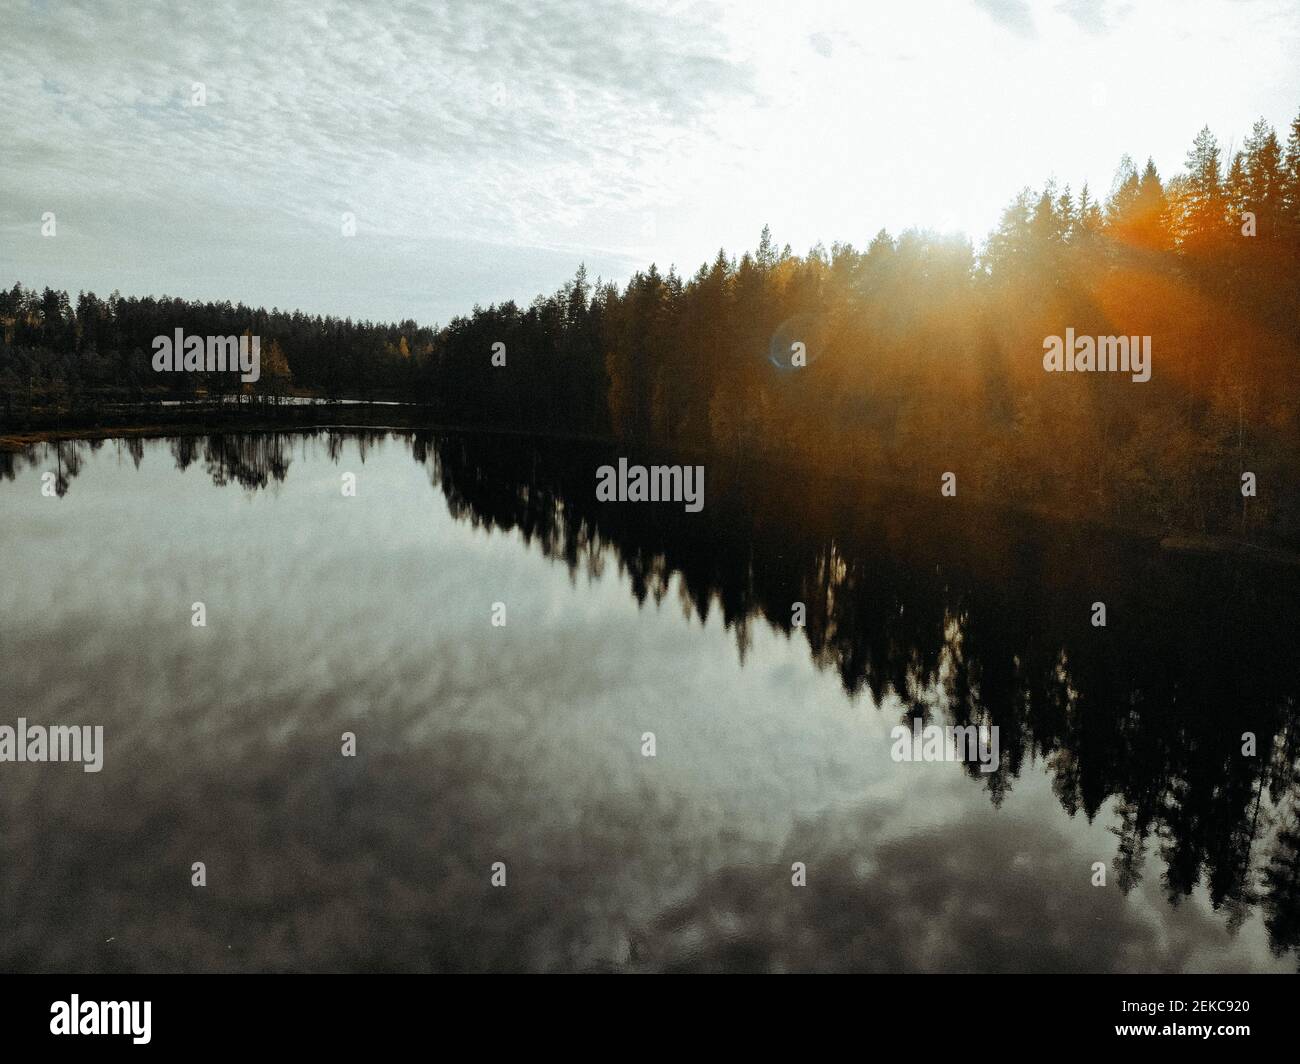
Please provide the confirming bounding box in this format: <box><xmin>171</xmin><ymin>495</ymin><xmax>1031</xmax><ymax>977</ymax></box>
<box><xmin>4</xmin><ymin>111</ymin><xmax>1300</xmax><ymax>542</ymax></box>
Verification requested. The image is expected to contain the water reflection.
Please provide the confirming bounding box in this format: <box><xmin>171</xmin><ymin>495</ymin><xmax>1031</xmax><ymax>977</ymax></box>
<box><xmin>1</xmin><ymin>431</ymin><xmax>1297</xmax><ymax>971</ymax></box>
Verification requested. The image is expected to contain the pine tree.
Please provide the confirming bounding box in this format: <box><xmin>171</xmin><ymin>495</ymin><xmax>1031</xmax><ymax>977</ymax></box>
<box><xmin>1133</xmin><ymin>158</ymin><xmax>1170</xmax><ymax>250</ymax></box>
<box><xmin>1243</xmin><ymin>117</ymin><xmax>1284</xmax><ymax>239</ymax></box>
<box><xmin>1278</xmin><ymin>110</ymin><xmax>1300</xmax><ymax>248</ymax></box>
<box><xmin>1225</xmin><ymin>151</ymin><xmax>1250</xmax><ymax>231</ymax></box>
<box><xmin>1075</xmin><ymin>183</ymin><xmax>1103</xmax><ymax>239</ymax></box>
<box><xmin>1177</xmin><ymin>126</ymin><xmax>1226</xmax><ymax>251</ymax></box>
<box><xmin>1105</xmin><ymin>155</ymin><xmax>1140</xmax><ymax>231</ymax></box>
<box><xmin>756</xmin><ymin>225</ymin><xmax>777</xmax><ymax>271</ymax></box>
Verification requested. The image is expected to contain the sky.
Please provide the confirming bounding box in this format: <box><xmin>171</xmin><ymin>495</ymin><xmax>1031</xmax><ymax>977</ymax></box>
<box><xmin>3</xmin><ymin>0</ymin><xmax>1299</xmax><ymax>326</ymax></box>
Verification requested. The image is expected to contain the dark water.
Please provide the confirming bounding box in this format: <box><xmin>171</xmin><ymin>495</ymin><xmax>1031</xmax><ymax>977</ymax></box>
<box><xmin>1</xmin><ymin>430</ymin><xmax>1298</xmax><ymax>973</ymax></box>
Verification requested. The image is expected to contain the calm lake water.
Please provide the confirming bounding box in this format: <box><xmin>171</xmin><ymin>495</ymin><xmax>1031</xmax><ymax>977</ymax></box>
<box><xmin>1</xmin><ymin>430</ymin><xmax>1298</xmax><ymax>973</ymax></box>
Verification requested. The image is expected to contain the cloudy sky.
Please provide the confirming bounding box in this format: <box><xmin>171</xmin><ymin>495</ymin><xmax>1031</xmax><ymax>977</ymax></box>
<box><xmin>3</xmin><ymin>0</ymin><xmax>1299</xmax><ymax>325</ymax></box>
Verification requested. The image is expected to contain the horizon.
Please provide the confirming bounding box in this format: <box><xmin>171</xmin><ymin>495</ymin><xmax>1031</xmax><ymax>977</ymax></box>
<box><xmin>5</xmin><ymin>103</ymin><xmax>1297</xmax><ymax>331</ymax></box>
<box><xmin>4</xmin><ymin>0</ymin><xmax>1300</xmax><ymax>325</ymax></box>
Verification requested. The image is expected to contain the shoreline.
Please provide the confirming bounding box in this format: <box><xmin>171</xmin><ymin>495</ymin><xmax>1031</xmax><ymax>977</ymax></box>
<box><xmin>0</xmin><ymin>401</ymin><xmax>617</xmax><ymax>454</ymax></box>
<box><xmin>6</xmin><ymin>404</ymin><xmax>1300</xmax><ymax>567</ymax></box>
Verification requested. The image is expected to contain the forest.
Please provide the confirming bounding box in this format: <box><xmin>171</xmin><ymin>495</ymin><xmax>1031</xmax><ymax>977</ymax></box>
<box><xmin>4</xmin><ymin>113</ymin><xmax>1300</xmax><ymax>543</ymax></box>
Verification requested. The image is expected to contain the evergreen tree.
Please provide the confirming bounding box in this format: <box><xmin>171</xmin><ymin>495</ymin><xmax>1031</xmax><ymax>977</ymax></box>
<box><xmin>1176</xmin><ymin>126</ymin><xmax>1226</xmax><ymax>251</ymax></box>
<box><xmin>1243</xmin><ymin>117</ymin><xmax>1285</xmax><ymax>240</ymax></box>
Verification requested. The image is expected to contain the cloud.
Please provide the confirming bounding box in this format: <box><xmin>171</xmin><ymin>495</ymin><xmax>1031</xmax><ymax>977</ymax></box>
<box><xmin>972</xmin><ymin>0</ymin><xmax>1037</xmax><ymax>38</ymax></box>
<box><xmin>1057</xmin><ymin>0</ymin><xmax>1111</xmax><ymax>34</ymax></box>
<box><xmin>0</xmin><ymin>0</ymin><xmax>757</xmax><ymax>320</ymax></box>
<box><xmin>4</xmin><ymin>0</ymin><xmax>1298</xmax><ymax>328</ymax></box>
<box><xmin>6</xmin><ymin>0</ymin><xmax>757</xmax><ymax>238</ymax></box>
<box><xmin>808</xmin><ymin>32</ymin><xmax>834</xmax><ymax>59</ymax></box>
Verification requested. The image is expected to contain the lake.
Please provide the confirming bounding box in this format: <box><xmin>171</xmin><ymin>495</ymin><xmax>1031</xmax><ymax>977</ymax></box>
<box><xmin>1</xmin><ymin>430</ymin><xmax>1297</xmax><ymax>972</ymax></box>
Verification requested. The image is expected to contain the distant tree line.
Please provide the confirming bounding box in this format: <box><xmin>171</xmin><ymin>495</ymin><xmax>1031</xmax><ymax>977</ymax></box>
<box><xmin>4</xmin><ymin>111</ymin><xmax>1300</xmax><ymax>542</ymax></box>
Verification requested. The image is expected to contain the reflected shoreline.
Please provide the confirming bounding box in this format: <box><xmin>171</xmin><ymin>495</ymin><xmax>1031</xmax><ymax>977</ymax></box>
<box><xmin>2</xmin><ymin>428</ymin><xmax>1299</xmax><ymax>971</ymax></box>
